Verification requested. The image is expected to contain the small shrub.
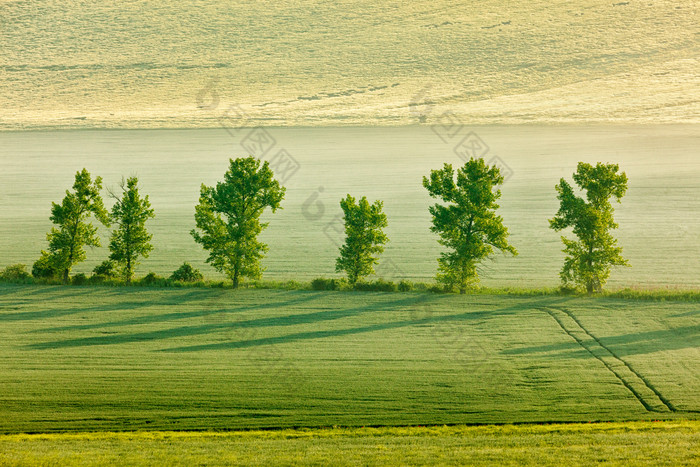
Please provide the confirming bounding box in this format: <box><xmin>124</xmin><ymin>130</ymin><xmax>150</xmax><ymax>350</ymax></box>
<box><xmin>398</xmin><ymin>280</ymin><xmax>413</xmax><ymax>292</ymax></box>
<box><xmin>0</xmin><ymin>264</ymin><xmax>30</xmax><ymax>282</ymax></box>
<box><xmin>353</xmin><ymin>279</ymin><xmax>397</xmax><ymax>292</ymax></box>
<box><xmin>139</xmin><ymin>272</ymin><xmax>169</xmax><ymax>287</ymax></box>
<box><xmin>311</xmin><ymin>278</ymin><xmax>343</xmax><ymax>291</ymax></box>
<box><xmin>32</xmin><ymin>252</ymin><xmax>56</xmax><ymax>279</ymax></box>
<box><xmin>71</xmin><ymin>273</ymin><xmax>89</xmax><ymax>286</ymax></box>
<box><xmin>93</xmin><ymin>260</ymin><xmax>117</xmax><ymax>279</ymax></box>
<box><xmin>428</xmin><ymin>284</ymin><xmax>450</xmax><ymax>294</ymax></box>
<box><xmin>283</xmin><ymin>280</ymin><xmax>303</xmax><ymax>290</ymax></box>
<box><xmin>558</xmin><ymin>285</ymin><xmax>579</xmax><ymax>295</ymax></box>
<box><xmin>88</xmin><ymin>275</ymin><xmax>119</xmax><ymax>286</ymax></box>
<box><xmin>170</xmin><ymin>262</ymin><xmax>204</xmax><ymax>283</ymax></box>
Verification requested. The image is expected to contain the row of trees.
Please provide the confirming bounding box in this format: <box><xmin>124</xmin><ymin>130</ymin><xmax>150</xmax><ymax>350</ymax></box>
<box><xmin>33</xmin><ymin>172</ymin><xmax>155</xmax><ymax>285</ymax></box>
<box><xmin>32</xmin><ymin>157</ymin><xmax>629</xmax><ymax>293</ymax></box>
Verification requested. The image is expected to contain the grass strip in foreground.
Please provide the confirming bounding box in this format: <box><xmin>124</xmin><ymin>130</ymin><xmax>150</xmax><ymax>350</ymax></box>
<box><xmin>0</xmin><ymin>421</ymin><xmax>698</xmax><ymax>466</ymax></box>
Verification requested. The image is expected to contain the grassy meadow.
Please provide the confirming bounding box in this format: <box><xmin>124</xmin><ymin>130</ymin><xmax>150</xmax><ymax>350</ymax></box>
<box><xmin>1</xmin><ymin>283</ymin><xmax>698</xmax><ymax>434</ymax></box>
<box><xmin>1</xmin><ymin>422</ymin><xmax>699</xmax><ymax>466</ymax></box>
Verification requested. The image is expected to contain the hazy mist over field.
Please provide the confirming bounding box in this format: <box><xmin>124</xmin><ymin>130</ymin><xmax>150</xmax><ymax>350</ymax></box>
<box><xmin>1</xmin><ymin>0</ymin><xmax>698</xmax><ymax>129</ymax></box>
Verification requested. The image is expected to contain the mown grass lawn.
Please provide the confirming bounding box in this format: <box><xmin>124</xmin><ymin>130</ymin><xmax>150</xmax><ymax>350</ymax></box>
<box><xmin>1</xmin><ymin>422</ymin><xmax>698</xmax><ymax>466</ymax></box>
<box><xmin>0</xmin><ymin>284</ymin><xmax>698</xmax><ymax>433</ymax></box>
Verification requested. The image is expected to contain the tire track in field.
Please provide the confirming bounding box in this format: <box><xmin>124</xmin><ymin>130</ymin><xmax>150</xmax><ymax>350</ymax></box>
<box><xmin>541</xmin><ymin>306</ymin><xmax>675</xmax><ymax>413</ymax></box>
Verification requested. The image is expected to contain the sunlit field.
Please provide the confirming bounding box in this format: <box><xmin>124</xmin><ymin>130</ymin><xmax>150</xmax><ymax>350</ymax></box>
<box><xmin>1</xmin><ymin>1</ymin><xmax>697</xmax><ymax>128</ymax></box>
<box><xmin>1</xmin><ymin>422</ymin><xmax>699</xmax><ymax>466</ymax></box>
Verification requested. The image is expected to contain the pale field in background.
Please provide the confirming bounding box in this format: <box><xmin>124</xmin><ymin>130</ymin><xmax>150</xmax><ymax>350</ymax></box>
<box><xmin>0</xmin><ymin>0</ymin><xmax>698</xmax><ymax>129</ymax></box>
<box><xmin>1</xmin><ymin>125</ymin><xmax>698</xmax><ymax>288</ymax></box>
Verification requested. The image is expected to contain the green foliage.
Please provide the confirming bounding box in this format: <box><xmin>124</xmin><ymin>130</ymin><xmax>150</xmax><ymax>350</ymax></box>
<box><xmin>45</xmin><ymin>169</ymin><xmax>110</xmax><ymax>283</ymax></box>
<box><xmin>550</xmin><ymin>162</ymin><xmax>629</xmax><ymax>293</ymax></box>
<box><xmin>335</xmin><ymin>195</ymin><xmax>389</xmax><ymax>284</ymax></box>
<box><xmin>423</xmin><ymin>158</ymin><xmax>517</xmax><ymax>293</ymax></box>
<box><xmin>108</xmin><ymin>177</ymin><xmax>156</xmax><ymax>284</ymax></box>
<box><xmin>191</xmin><ymin>157</ymin><xmax>285</xmax><ymax>288</ymax></box>
<box><xmin>138</xmin><ymin>272</ymin><xmax>168</xmax><ymax>287</ymax></box>
<box><xmin>0</xmin><ymin>264</ymin><xmax>30</xmax><ymax>282</ymax></box>
<box><xmin>71</xmin><ymin>273</ymin><xmax>89</xmax><ymax>286</ymax></box>
<box><xmin>352</xmin><ymin>279</ymin><xmax>397</xmax><ymax>292</ymax></box>
<box><xmin>398</xmin><ymin>280</ymin><xmax>413</xmax><ymax>292</ymax></box>
<box><xmin>170</xmin><ymin>262</ymin><xmax>204</xmax><ymax>283</ymax></box>
<box><xmin>92</xmin><ymin>260</ymin><xmax>117</xmax><ymax>279</ymax></box>
<box><xmin>32</xmin><ymin>251</ymin><xmax>57</xmax><ymax>279</ymax></box>
<box><xmin>311</xmin><ymin>277</ymin><xmax>346</xmax><ymax>291</ymax></box>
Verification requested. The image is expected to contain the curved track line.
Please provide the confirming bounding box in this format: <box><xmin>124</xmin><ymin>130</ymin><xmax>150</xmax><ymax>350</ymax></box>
<box><xmin>541</xmin><ymin>306</ymin><xmax>675</xmax><ymax>413</ymax></box>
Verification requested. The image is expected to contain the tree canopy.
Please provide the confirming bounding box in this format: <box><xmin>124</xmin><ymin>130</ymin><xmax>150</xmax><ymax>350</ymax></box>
<box><xmin>191</xmin><ymin>157</ymin><xmax>285</xmax><ymax>287</ymax></box>
<box><xmin>550</xmin><ymin>162</ymin><xmax>629</xmax><ymax>293</ymax></box>
<box><xmin>423</xmin><ymin>158</ymin><xmax>517</xmax><ymax>293</ymax></box>
<box><xmin>44</xmin><ymin>169</ymin><xmax>110</xmax><ymax>282</ymax></box>
<box><xmin>335</xmin><ymin>195</ymin><xmax>389</xmax><ymax>284</ymax></box>
<box><xmin>108</xmin><ymin>177</ymin><xmax>155</xmax><ymax>284</ymax></box>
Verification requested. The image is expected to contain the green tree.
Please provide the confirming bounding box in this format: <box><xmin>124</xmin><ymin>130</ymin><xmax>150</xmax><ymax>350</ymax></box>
<box><xmin>550</xmin><ymin>162</ymin><xmax>629</xmax><ymax>293</ymax></box>
<box><xmin>335</xmin><ymin>195</ymin><xmax>389</xmax><ymax>284</ymax></box>
<box><xmin>423</xmin><ymin>158</ymin><xmax>517</xmax><ymax>293</ymax></box>
<box><xmin>32</xmin><ymin>251</ymin><xmax>57</xmax><ymax>279</ymax></box>
<box><xmin>108</xmin><ymin>177</ymin><xmax>155</xmax><ymax>284</ymax></box>
<box><xmin>45</xmin><ymin>169</ymin><xmax>109</xmax><ymax>283</ymax></box>
<box><xmin>191</xmin><ymin>157</ymin><xmax>285</xmax><ymax>287</ymax></box>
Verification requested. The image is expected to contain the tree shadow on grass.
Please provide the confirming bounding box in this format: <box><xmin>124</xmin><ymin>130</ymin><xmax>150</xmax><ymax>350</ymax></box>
<box><xmin>34</xmin><ymin>291</ymin><xmax>324</xmax><ymax>333</ymax></box>
<box><xmin>1</xmin><ymin>287</ymin><xmax>227</xmax><ymax>322</ymax></box>
<box><xmin>503</xmin><ymin>325</ymin><xmax>700</xmax><ymax>358</ymax></box>
<box><xmin>26</xmin><ymin>293</ymin><xmax>441</xmax><ymax>350</ymax></box>
<box><xmin>26</xmin><ymin>295</ymin><xmax>574</xmax><ymax>351</ymax></box>
<box><xmin>671</xmin><ymin>309</ymin><xmax>700</xmax><ymax>318</ymax></box>
<box><xmin>158</xmin><ymin>296</ymin><xmax>572</xmax><ymax>353</ymax></box>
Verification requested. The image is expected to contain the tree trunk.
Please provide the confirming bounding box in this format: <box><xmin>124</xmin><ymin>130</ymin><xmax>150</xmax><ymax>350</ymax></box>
<box><xmin>63</xmin><ymin>268</ymin><xmax>70</xmax><ymax>284</ymax></box>
<box><xmin>232</xmin><ymin>269</ymin><xmax>239</xmax><ymax>288</ymax></box>
<box><xmin>460</xmin><ymin>262</ymin><xmax>468</xmax><ymax>294</ymax></box>
<box><xmin>126</xmin><ymin>257</ymin><xmax>132</xmax><ymax>285</ymax></box>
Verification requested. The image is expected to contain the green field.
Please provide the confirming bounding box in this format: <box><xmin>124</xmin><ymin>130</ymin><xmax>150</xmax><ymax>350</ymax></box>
<box><xmin>1</xmin><ymin>422</ymin><xmax>699</xmax><ymax>466</ymax></box>
<box><xmin>2</xmin><ymin>0</ymin><xmax>698</xmax><ymax>462</ymax></box>
<box><xmin>1</xmin><ymin>283</ymin><xmax>698</xmax><ymax>434</ymax></box>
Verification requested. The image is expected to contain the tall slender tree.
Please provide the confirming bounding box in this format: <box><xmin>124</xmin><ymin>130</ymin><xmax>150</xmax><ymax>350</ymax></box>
<box><xmin>191</xmin><ymin>157</ymin><xmax>285</xmax><ymax>287</ymax></box>
<box><xmin>335</xmin><ymin>195</ymin><xmax>389</xmax><ymax>284</ymax></box>
<box><xmin>423</xmin><ymin>158</ymin><xmax>517</xmax><ymax>293</ymax></box>
<box><xmin>45</xmin><ymin>169</ymin><xmax>110</xmax><ymax>283</ymax></box>
<box><xmin>550</xmin><ymin>162</ymin><xmax>629</xmax><ymax>293</ymax></box>
<box><xmin>108</xmin><ymin>177</ymin><xmax>155</xmax><ymax>284</ymax></box>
